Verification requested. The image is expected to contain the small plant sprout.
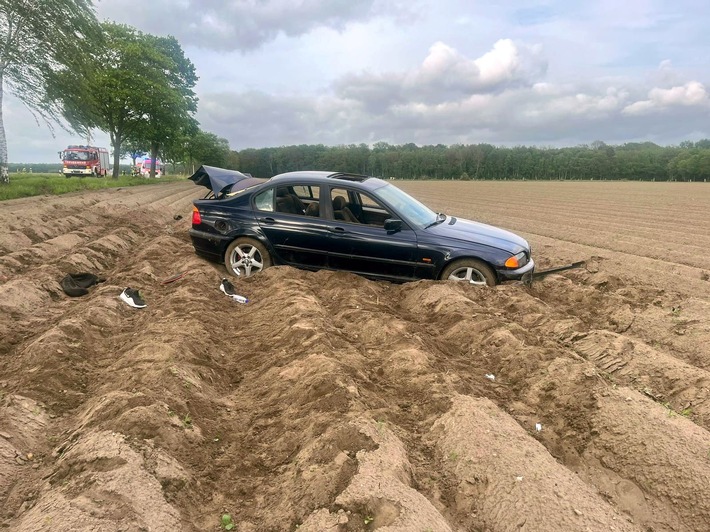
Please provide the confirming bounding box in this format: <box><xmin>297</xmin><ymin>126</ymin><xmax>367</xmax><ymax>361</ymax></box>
<box><xmin>221</xmin><ymin>513</ymin><xmax>235</xmax><ymax>530</ymax></box>
<box><xmin>182</xmin><ymin>413</ymin><xmax>192</xmax><ymax>428</ymax></box>
<box><xmin>363</xmin><ymin>515</ymin><xmax>374</xmax><ymax>525</ymax></box>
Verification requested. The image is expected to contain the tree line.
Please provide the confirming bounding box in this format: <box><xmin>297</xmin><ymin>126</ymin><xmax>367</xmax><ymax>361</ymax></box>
<box><xmin>1</xmin><ymin>0</ymin><xmax>228</xmax><ymax>183</ymax></box>
<box><xmin>235</xmin><ymin>140</ymin><xmax>710</xmax><ymax>181</ymax></box>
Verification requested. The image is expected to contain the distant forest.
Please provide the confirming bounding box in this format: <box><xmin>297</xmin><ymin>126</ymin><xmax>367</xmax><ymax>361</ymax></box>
<box><xmin>237</xmin><ymin>140</ymin><xmax>710</xmax><ymax>181</ymax></box>
<box><xmin>13</xmin><ymin>139</ymin><xmax>710</xmax><ymax>181</ymax></box>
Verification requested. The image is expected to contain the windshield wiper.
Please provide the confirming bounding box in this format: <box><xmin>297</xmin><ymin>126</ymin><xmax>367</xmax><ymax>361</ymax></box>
<box><xmin>425</xmin><ymin>213</ymin><xmax>446</xmax><ymax>228</ymax></box>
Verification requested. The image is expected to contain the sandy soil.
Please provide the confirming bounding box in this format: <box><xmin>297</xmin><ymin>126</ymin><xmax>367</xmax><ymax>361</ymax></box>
<box><xmin>1</xmin><ymin>180</ymin><xmax>709</xmax><ymax>531</ymax></box>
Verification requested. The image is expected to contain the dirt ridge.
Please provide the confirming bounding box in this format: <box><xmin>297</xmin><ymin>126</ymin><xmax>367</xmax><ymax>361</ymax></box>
<box><xmin>1</xmin><ymin>181</ymin><xmax>709</xmax><ymax>531</ymax></box>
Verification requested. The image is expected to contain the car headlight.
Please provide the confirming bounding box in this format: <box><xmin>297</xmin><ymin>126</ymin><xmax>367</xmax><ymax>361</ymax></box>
<box><xmin>504</xmin><ymin>251</ymin><xmax>528</xmax><ymax>269</ymax></box>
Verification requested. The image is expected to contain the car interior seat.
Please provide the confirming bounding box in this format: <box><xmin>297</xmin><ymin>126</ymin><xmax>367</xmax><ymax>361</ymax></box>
<box><xmin>275</xmin><ymin>187</ymin><xmax>305</xmax><ymax>214</ymax></box>
<box><xmin>332</xmin><ymin>196</ymin><xmax>359</xmax><ymax>223</ymax></box>
<box><xmin>305</xmin><ymin>202</ymin><xmax>320</xmax><ymax>217</ymax></box>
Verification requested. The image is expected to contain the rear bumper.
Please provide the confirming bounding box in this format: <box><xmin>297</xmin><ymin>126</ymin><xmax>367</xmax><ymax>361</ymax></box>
<box><xmin>497</xmin><ymin>258</ymin><xmax>535</xmax><ymax>282</ymax></box>
<box><xmin>189</xmin><ymin>228</ymin><xmax>229</xmax><ymax>262</ymax></box>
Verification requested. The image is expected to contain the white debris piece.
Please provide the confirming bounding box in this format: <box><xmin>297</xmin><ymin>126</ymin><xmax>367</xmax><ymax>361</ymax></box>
<box><xmin>485</xmin><ymin>374</ymin><xmax>495</xmax><ymax>381</ymax></box>
<box><xmin>535</xmin><ymin>423</ymin><xmax>542</xmax><ymax>432</ymax></box>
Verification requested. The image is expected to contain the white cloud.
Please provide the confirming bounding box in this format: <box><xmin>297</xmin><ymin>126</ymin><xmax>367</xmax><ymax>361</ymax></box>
<box><xmin>623</xmin><ymin>81</ymin><xmax>709</xmax><ymax>115</ymax></box>
<box><xmin>97</xmin><ymin>0</ymin><xmax>415</xmax><ymax>51</ymax></box>
<box><xmin>334</xmin><ymin>39</ymin><xmax>547</xmax><ymax>109</ymax></box>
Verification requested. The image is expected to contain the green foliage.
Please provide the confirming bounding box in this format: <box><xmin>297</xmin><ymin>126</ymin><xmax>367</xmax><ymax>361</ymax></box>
<box><xmin>221</xmin><ymin>514</ymin><xmax>235</xmax><ymax>530</ymax></box>
<box><xmin>0</xmin><ymin>0</ymin><xmax>99</xmax><ymax>119</ymax></box>
<box><xmin>0</xmin><ymin>0</ymin><xmax>101</xmax><ymax>182</ymax></box>
<box><xmin>0</xmin><ymin>172</ymin><xmax>182</xmax><ymax>201</ymax></box>
<box><xmin>235</xmin><ymin>140</ymin><xmax>710</xmax><ymax>181</ymax></box>
<box><xmin>49</xmin><ymin>22</ymin><xmax>198</xmax><ymax>178</ymax></box>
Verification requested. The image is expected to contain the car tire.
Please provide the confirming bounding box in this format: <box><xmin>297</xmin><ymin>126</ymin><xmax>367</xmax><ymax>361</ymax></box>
<box><xmin>440</xmin><ymin>258</ymin><xmax>497</xmax><ymax>286</ymax></box>
<box><xmin>225</xmin><ymin>238</ymin><xmax>272</xmax><ymax>278</ymax></box>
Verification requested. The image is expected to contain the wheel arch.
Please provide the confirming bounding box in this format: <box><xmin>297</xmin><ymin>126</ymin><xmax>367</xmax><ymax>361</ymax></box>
<box><xmin>437</xmin><ymin>254</ymin><xmax>499</xmax><ymax>282</ymax></box>
<box><xmin>220</xmin><ymin>229</ymin><xmax>274</xmax><ymax>263</ymax></box>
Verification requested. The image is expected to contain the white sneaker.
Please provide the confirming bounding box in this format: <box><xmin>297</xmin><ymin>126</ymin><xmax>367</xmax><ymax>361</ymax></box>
<box><xmin>220</xmin><ymin>279</ymin><xmax>249</xmax><ymax>303</ymax></box>
<box><xmin>120</xmin><ymin>287</ymin><xmax>146</xmax><ymax>308</ymax></box>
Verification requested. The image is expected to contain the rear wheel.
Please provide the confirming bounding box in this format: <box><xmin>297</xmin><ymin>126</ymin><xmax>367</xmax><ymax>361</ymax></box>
<box><xmin>225</xmin><ymin>238</ymin><xmax>272</xmax><ymax>278</ymax></box>
<box><xmin>440</xmin><ymin>258</ymin><xmax>497</xmax><ymax>286</ymax></box>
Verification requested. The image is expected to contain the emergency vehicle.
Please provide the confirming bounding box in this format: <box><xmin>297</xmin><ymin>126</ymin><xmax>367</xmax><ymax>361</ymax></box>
<box><xmin>136</xmin><ymin>157</ymin><xmax>165</xmax><ymax>177</ymax></box>
<box><xmin>60</xmin><ymin>145</ymin><xmax>110</xmax><ymax>177</ymax></box>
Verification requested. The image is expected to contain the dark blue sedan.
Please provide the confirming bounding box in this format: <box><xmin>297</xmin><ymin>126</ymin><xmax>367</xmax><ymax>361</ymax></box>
<box><xmin>189</xmin><ymin>168</ymin><xmax>534</xmax><ymax>286</ymax></box>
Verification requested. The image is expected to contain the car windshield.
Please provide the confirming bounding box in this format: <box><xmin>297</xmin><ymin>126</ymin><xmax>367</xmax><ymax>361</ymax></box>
<box><xmin>375</xmin><ymin>184</ymin><xmax>438</xmax><ymax>229</ymax></box>
<box><xmin>64</xmin><ymin>151</ymin><xmax>91</xmax><ymax>161</ymax></box>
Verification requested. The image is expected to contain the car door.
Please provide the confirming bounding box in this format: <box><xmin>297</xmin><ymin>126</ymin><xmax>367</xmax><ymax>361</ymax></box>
<box><xmin>324</xmin><ymin>186</ymin><xmax>419</xmax><ymax>280</ymax></box>
<box><xmin>254</xmin><ymin>184</ymin><xmax>330</xmax><ymax>269</ymax></box>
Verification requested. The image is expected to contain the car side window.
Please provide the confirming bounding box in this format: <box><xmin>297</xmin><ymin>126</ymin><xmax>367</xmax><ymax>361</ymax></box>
<box><xmin>274</xmin><ymin>185</ymin><xmax>308</xmax><ymax>215</ymax></box>
<box><xmin>330</xmin><ymin>188</ymin><xmax>391</xmax><ymax>226</ymax></box>
<box><xmin>254</xmin><ymin>188</ymin><xmax>274</xmax><ymax>212</ymax></box>
<box><xmin>292</xmin><ymin>185</ymin><xmax>319</xmax><ymax>200</ymax></box>
<box><xmin>354</xmin><ymin>191</ymin><xmax>391</xmax><ymax>226</ymax></box>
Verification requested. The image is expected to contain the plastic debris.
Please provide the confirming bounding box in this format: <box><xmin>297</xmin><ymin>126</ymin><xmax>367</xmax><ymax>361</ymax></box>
<box><xmin>535</xmin><ymin>423</ymin><xmax>542</xmax><ymax>432</ymax></box>
<box><xmin>485</xmin><ymin>374</ymin><xmax>495</xmax><ymax>381</ymax></box>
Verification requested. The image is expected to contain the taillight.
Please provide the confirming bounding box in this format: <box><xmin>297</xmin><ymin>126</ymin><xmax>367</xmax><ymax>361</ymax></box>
<box><xmin>192</xmin><ymin>206</ymin><xmax>202</xmax><ymax>225</ymax></box>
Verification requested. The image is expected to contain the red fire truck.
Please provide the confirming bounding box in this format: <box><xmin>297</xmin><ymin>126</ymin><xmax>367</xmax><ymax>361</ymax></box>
<box><xmin>60</xmin><ymin>145</ymin><xmax>110</xmax><ymax>177</ymax></box>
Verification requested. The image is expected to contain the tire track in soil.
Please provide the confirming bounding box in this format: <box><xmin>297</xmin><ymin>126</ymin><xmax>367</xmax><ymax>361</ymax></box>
<box><xmin>1</xmin><ymin>182</ymin><xmax>710</xmax><ymax>531</ymax></box>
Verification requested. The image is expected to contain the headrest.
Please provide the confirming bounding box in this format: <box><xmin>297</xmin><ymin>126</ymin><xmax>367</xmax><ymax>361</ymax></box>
<box><xmin>332</xmin><ymin>196</ymin><xmax>347</xmax><ymax>209</ymax></box>
<box><xmin>276</xmin><ymin>187</ymin><xmax>289</xmax><ymax>197</ymax></box>
<box><xmin>306</xmin><ymin>203</ymin><xmax>320</xmax><ymax>216</ymax></box>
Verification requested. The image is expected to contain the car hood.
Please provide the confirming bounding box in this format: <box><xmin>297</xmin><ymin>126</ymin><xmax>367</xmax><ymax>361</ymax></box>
<box><xmin>424</xmin><ymin>216</ymin><xmax>529</xmax><ymax>252</ymax></box>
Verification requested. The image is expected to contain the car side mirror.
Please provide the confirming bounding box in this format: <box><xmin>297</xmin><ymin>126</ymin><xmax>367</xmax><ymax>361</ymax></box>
<box><xmin>384</xmin><ymin>218</ymin><xmax>402</xmax><ymax>233</ymax></box>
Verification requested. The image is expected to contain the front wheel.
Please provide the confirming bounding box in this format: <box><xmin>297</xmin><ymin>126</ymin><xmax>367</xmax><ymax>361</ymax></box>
<box><xmin>224</xmin><ymin>238</ymin><xmax>272</xmax><ymax>278</ymax></box>
<box><xmin>440</xmin><ymin>258</ymin><xmax>497</xmax><ymax>286</ymax></box>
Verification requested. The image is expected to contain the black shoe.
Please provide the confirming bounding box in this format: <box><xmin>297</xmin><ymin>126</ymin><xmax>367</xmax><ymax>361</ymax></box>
<box><xmin>120</xmin><ymin>287</ymin><xmax>146</xmax><ymax>308</ymax></box>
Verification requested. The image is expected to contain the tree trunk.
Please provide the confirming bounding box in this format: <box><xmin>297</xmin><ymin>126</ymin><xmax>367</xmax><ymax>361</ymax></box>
<box><xmin>110</xmin><ymin>131</ymin><xmax>122</xmax><ymax>178</ymax></box>
<box><xmin>0</xmin><ymin>69</ymin><xmax>9</xmax><ymax>184</ymax></box>
<box><xmin>150</xmin><ymin>141</ymin><xmax>158</xmax><ymax>178</ymax></box>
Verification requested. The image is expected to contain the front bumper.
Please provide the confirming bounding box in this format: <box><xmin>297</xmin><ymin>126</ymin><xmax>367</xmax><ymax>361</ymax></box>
<box><xmin>497</xmin><ymin>258</ymin><xmax>535</xmax><ymax>283</ymax></box>
<box><xmin>63</xmin><ymin>168</ymin><xmax>93</xmax><ymax>175</ymax></box>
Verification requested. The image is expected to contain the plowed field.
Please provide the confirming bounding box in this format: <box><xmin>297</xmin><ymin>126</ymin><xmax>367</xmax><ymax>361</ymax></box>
<box><xmin>1</xmin><ymin>180</ymin><xmax>709</xmax><ymax>531</ymax></box>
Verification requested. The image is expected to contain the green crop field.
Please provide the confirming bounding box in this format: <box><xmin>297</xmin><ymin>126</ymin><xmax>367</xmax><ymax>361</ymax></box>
<box><xmin>0</xmin><ymin>173</ymin><xmax>185</xmax><ymax>201</ymax></box>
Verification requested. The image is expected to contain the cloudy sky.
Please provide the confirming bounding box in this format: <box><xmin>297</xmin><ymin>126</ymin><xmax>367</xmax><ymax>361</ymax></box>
<box><xmin>6</xmin><ymin>0</ymin><xmax>710</xmax><ymax>163</ymax></box>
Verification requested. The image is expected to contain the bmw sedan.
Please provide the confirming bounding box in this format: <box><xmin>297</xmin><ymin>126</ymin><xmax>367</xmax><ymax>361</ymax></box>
<box><xmin>188</xmin><ymin>167</ymin><xmax>534</xmax><ymax>286</ymax></box>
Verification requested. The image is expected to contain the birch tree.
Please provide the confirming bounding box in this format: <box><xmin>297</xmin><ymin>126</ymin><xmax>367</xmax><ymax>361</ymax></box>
<box><xmin>0</xmin><ymin>0</ymin><xmax>99</xmax><ymax>183</ymax></box>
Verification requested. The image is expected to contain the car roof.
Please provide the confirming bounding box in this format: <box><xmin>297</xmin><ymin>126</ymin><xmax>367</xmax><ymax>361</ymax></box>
<box><xmin>269</xmin><ymin>171</ymin><xmax>388</xmax><ymax>190</ymax></box>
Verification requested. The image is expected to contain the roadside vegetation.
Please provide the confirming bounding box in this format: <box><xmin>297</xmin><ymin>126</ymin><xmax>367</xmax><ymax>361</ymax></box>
<box><xmin>0</xmin><ymin>172</ymin><xmax>183</xmax><ymax>201</ymax></box>
<box><xmin>237</xmin><ymin>139</ymin><xmax>710</xmax><ymax>182</ymax></box>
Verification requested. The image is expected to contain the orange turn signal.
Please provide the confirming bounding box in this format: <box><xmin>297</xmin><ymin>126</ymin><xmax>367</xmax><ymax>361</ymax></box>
<box><xmin>504</xmin><ymin>256</ymin><xmax>520</xmax><ymax>268</ymax></box>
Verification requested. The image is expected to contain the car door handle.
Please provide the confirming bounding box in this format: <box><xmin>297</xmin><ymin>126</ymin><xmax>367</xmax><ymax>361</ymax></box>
<box><xmin>328</xmin><ymin>226</ymin><xmax>347</xmax><ymax>234</ymax></box>
<box><xmin>259</xmin><ymin>217</ymin><xmax>276</xmax><ymax>224</ymax></box>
